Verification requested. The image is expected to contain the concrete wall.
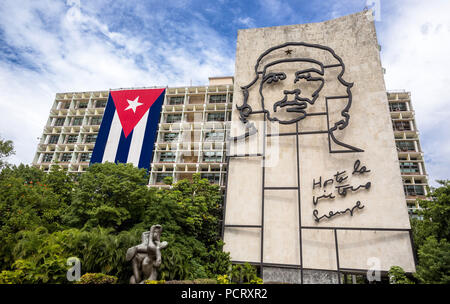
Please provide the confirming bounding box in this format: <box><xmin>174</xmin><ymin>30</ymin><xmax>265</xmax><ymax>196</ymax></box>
<box><xmin>223</xmin><ymin>11</ymin><xmax>415</xmax><ymax>280</ymax></box>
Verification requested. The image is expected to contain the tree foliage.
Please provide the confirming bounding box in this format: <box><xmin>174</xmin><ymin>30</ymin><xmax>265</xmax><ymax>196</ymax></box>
<box><xmin>0</xmin><ymin>136</ymin><xmax>15</xmax><ymax>170</ymax></box>
<box><xmin>388</xmin><ymin>266</ymin><xmax>415</xmax><ymax>284</ymax></box>
<box><xmin>0</xmin><ymin>165</ymin><xmax>69</xmax><ymax>269</ymax></box>
<box><xmin>0</xmin><ymin>162</ymin><xmax>231</xmax><ymax>283</ymax></box>
<box><xmin>411</xmin><ymin>180</ymin><xmax>450</xmax><ymax>284</ymax></box>
<box><xmin>415</xmin><ymin>237</ymin><xmax>450</xmax><ymax>284</ymax></box>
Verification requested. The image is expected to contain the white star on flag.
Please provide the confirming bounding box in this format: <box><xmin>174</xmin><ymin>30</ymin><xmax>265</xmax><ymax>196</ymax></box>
<box><xmin>124</xmin><ymin>96</ymin><xmax>143</xmax><ymax>113</ymax></box>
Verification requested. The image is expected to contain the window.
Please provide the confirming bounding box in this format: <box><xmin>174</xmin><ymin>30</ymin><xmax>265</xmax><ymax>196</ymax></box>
<box><xmin>393</xmin><ymin>121</ymin><xmax>411</xmax><ymax>131</ymax></box>
<box><xmin>201</xmin><ymin>173</ymin><xmax>220</xmax><ymax>184</ymax></box>
<box><xmin>163</xmin><ymin>133</ymin><xmax>178</xmax><ymax>142</ymax></box>
<box><xmin>209</xmin><ymin>94</ymin><xmax>227</xmax><ymax>103</ymax></box>
<box><xmin>396</xmin><ymin>141</ymin><xmax>415</xmax><ymax>152</ymax></box>
<box><xmin>78</xmin><ymin>102</ymin><xmax>88</xmax><ymax>109</ymax></box>
<box><xmin>42</xmin><ymin>153</ymin><xmax>53</xmax><ymax>162</ymax></box>
<box><xmin>66</xmin><ymin>135</ymin><xmax>78</xmax><ymax>144</ymax></box>
<box><xmin>166</xmin><ymin>114</ymin><xmax>182</xmax><ymax>123</ymax></box>
<box><xmin>61</xmin><ymin>153</ymin><xmax>72</xmax><ymax>162</ymax></box>
<box><xmin>72</xmin><ymin>117</ymin><xmax>83</xmax><ymax>126</ymax></box>
<box><xmin>400</xmin><ymin>162</ymin><xmax>420</xmax><ymax>174</ymax></box>
<box><xmin>389</xmin><ymin>102</ymin><xmax>407</xmax><ymax>112</ymax></box>
<box><xmin>60</xmin><ymin>102</ymin><xmax>70</xmax><ymax>109</ymax></box>
<box><xmin>80</xmin><ymin>153</ymin><xmax>91</xmax><ymax>162</ymax></box>
<box><xmin>156</xmin><ymin>173</ymin><xmax>172</xmax><ymax>183</ymax></box>
<box><xmin>207</xmin><ymin>112</ymin><xmax>225</xmax><ymax>122</ymax></box>
<box><xmin>203</xmin><ymin>151</ymin><xmax>222</xmax><ymax>162</ymax></box>
<box><xmin>169</xmin><ymin>96</ymin><xmax>184</xmax><ymax>105</ymax></box>
<box><xmin>54</xmin><ymin>118</ymin><xmax>65</xmax><ymax>126</ymax></box>
<box><xmin>205</xmin><ymin>131</ymin><xmax>224</xmax><ymax>141</ymax></box>
<box><xmin>404</xmin><ymin>185</ymin><xmax>425</xmax><ymax>196</ymax></box>
<box><xmin>48</xmin><ymin>135</ymin><xmax>59</xmax><ymax>144</ymax></box>
<box><xmin>95</xmin><ymin>100</ymin><xmax>107</xmax><ymax>108</ymax></box>
<box><xmin>159</xmin><ymin>152</ymin><xmax>176</xmax><ymax>162</ymax></box>
<box><xmin>85</xmin><ymin>134</ymin><xmax>97</xmax><ymax>143</ymax></box>
<box><xmin>90</xmin><ymin>116</ymin><xmax>102</xmax><ymax>125</ymax></box>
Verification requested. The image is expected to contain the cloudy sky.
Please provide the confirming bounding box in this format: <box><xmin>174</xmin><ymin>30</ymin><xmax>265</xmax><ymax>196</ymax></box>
<box><xmin>0</xmin><ymin>0</ymin><xmax>448</xmax><ymax>186</ymax></box>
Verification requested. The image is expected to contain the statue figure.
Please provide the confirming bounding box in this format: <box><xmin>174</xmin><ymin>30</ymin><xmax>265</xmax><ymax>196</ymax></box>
<box><xmin>126</xmin><ymin>224</ymin><xmax>168</xmax><ymax>284</ymax></box>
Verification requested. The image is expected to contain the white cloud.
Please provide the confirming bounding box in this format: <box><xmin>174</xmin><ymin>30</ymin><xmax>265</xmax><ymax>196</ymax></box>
<box><xmin>380</xmin><ymin>0</ymin><xmax>450</xmax><ymax>185</ymax></box>
<box><xmin>235</xmin><ymin>16</ymin><xmax>256</xmax><ymax>28</ymax></box>
<box><xmin>258</xmin><ymin>0</ymin><xmax>294</xmax><ymax>22</ymax></box>
<box><xmin>0</xmin><ymin>0</ymin><xmax>234</xmax><ymax>166</ymax></box>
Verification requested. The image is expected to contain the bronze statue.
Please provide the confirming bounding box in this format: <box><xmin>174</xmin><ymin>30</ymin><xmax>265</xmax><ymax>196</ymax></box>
<box><xmin>126</xmin><ymin>225</ymin><xmax>168</xmax><ymax>284</ymax></box>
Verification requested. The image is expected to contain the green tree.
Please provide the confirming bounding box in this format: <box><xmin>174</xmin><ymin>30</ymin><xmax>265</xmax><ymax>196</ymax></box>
<box><xmin>411</xmin><ymin>180</ymin><xmax>450</xmax><ymax>284</ymax></box>
<box><xmin>0</xmin><ymin>164</ymin><xmax>45</xmax><ymax>183</ymax></box>
<box><xmin>415</xmin><ymin>237</ymin><xmax>450</xmax><ymax>284</ymax></box>
<box><xmin>415</xmin><ymin>180</ymin><xmax>450</xmax><ymax>242</ymax></box>
<box><xmin>63</xmin><ymin>162</ymin><xmax>149</xmax><ymax>231</ymax></box>
<box><xmin>388</xmin><ymin>266</ymin><xmax>415</xmax><ymax>284</ymax></box>
<box><xmin>0</xmin><ymin>136</ymin><xmax>15</xmax><ymax>170</ymax></box>
<box><xmin>142</xmin><ymin>173</ymin><xmax>230</xmax><ymax>280</ymax></box>
<box><xmin>44</xmin><ymin>165</ymin><xmax>75</xmax><ymax>206</ymax></box>
<box><xmin>145</xmin><ymin>173</ymin><xmax>223</xmax><ymax>245</ymax></box>
<box><xmin>0</xmin><ymin>162</ymin><xmax>230</xmax><ymax>283</ymax></box>
<box><xmin>0</xmin><ymin>171</ymin><xmax>64</xmax><ymax>269</ymax></box>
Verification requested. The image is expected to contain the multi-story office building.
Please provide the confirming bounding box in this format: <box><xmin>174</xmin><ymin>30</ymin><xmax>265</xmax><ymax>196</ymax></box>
<box><xmin>32</xmin><ymin>77</ymin><xmax>234</xmax><ymax>189</ymax></box>
<box><xmin>148</xmin><ymin>77</ymin><xmax>233</xmax><ymax>188</ymax></box>
<box><xmin>32</xmin><ymin>80</ymin><xmax>429</xmax><ymax>215</ymax></box>
<box><xmin>387</xmin><ymin>90</ymin><xmax>429</xmax><ymax>216</ymax></box>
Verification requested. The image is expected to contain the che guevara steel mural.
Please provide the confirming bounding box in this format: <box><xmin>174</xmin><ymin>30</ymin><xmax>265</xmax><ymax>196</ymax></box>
<box><xmin>228</xmin><ymin>42</ymin><xmax>371</xmax><ymax>222</ymax></box>
<box><xmin>230</xmin><ymin>42</ymin><xmax>363</xmax><ymax>154</ymax></box>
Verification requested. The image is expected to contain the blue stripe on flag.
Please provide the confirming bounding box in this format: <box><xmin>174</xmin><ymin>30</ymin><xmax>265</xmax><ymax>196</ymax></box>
<box><xmin>138</xmin><ymin>90</ymin><xmax>165</xmax><ymax>170</ymax></box>
<box><xmin>90</xmin><ymin>93</ymin><xmax>116</xmax><ymax>165</ymax></box>
<box><xmin>114</xmin><ymin>129</ymin><xmax>134</xmax><ymax>164</ymax></box>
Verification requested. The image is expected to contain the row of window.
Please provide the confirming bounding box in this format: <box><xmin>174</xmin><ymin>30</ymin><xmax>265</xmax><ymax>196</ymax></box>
<box><xmin>53</xmin><ymin>116</ymin><xmax>102</xmax><ymax>127</ymax></box>
<box><xmin>46</xmin><ymin>134</ymin><xmax>97</xmax><ymax>144</ymax></box>
<box><xmin>165</xmin><ymin>112</ymin><xmax>228</xmax><ymax>123</ymax></box>
<box><xmin>396</xmin><ymin>141</ymin><xmax>416</xmax><ymax>152</ymax></box>
<box><xmin>392</xmin><ymin>121</ymin><xmax>412</xmax><ymax>131</ymax></box>
<box><xmin>158</xmin><ymin>151</ymin><xmax>223</xmax><ymax>163</ymax></box>
<box><xmin>47</xmin><ymin>130</ymin><xmax>225</xmax><ymax>145</ymax></box>
<box><xmin>41</xmin><ymin>152</ymin><xmax>92</xmax><ymax>163</ymax></box>
<box><xmin>154</xmin><ymin>171</ymin><xmax>221</xmax><ymax>184</ymax></box>
<box><xmin>59</xmin><ymin>100</ymin><xmax>107</xmax><ymax>109</ymax></box>
<box><xmin>389</xmin><ymin>102</ymin><xmax>408</xmax><ymax>112</ymax></box>
<box><xmin>53</xmin><ymin>111</ymin><xmax>227</xmax><ymax>128</ymax></box>
<box><xmin>160</xmin><ymin>130</ymin><xmax>225</xmax><ymax>143</ymax></box>
<box><xmin>404</xmin><ymin>184</ymin><xmax>425</xmax><ymax>196</ymax></box>
<box><xmin>167</xmin><ymin>94</ymin><xmax>232</xmax><ymax>105</ymax></box>
<box><xmin>400</xmin><ymin>162</ymin><xmax>420</xmax><ymax>174</ymax></box>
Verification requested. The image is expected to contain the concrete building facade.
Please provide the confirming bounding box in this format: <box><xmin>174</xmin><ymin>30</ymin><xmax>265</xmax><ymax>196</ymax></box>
<box><xmin>387</xmin><ymin>91</ymin><xmax>429</xmax><ymax>216</ymax></box>
<box><xmin>32</xmin><ymin>87</ymin><xmax>429</xmax><ymax>215</ymax></box>
<box><xmin>223</xmin><ymin>11</ymin><xmax>416</xmax><ymax>283</ymax></box>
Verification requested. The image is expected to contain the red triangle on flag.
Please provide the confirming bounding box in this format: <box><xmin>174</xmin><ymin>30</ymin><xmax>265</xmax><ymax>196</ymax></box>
<box><xmin>110</xmin><ymin>89</ymin><xmax>165</xmax><ymax>138</ymax></box>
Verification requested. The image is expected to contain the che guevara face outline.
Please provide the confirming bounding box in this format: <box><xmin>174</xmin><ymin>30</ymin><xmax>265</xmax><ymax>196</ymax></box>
<box><xmin>233</xmin><ymin>42</ymin><xmax>363</xmax><ymax>153</ymax></box>
<box><xmin>259</xmin><ymin>58</ymin><xmax>325</xmax><ymax>124</ymax></box>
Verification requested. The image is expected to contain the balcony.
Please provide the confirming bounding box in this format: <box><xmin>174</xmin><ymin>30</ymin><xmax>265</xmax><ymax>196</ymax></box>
<box><xmin>389</xmin><ymin>102</ymin><xmax>408</xmax><ymax>112</ymax></box>
<box><xmin>392</xmin><ymin>121</ymin><xmax>412</xmax><ymax>132</ymax></box>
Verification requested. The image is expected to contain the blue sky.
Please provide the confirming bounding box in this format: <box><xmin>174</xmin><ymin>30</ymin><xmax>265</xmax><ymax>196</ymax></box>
<box><xmin>0</xmin><ymin>0</ymin><xmax>449</xmax><ymax>186</ymax></box>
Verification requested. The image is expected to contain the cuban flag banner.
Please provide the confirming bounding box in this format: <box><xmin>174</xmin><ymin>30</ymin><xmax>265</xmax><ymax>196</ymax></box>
<box><xmin>90</xmin><ymin>88</ymin><xmax>165</xmax><ymax>171</ymax></box>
